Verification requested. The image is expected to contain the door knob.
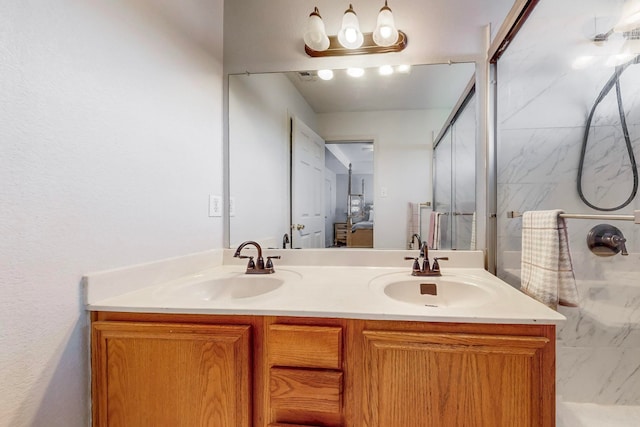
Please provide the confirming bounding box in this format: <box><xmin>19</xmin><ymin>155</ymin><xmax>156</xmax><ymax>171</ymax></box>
<box><xmin>295</xmin><ymin>224</ymin><xmax>305</xmax><ymax>231</ymax></box>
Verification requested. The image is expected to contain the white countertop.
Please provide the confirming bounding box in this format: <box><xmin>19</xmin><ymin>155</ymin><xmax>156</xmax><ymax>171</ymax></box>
<box><xmin>84</xmin><ymin>248</ymin><xmax>565</xmax><ymax>325</ymax></box>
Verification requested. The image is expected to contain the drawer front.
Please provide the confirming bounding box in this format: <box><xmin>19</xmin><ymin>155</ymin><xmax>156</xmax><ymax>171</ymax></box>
<box><xmin>270</xmin><ymin>368</ymin><xmax>343</xmax><ymax>414</ymax></box>
<box><xmin>268</xmin><ymin>324</ymin><xmax>342</xmax><ymax>369</ymax></box>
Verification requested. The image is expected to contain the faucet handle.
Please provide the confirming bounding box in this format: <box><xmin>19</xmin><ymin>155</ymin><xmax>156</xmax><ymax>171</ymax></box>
<box><xmin>245</xmin><ymin>256</ymin><xmax>255</xmax><ymax>270</ymax></box>
<box><xmin>405</xmin><ymin>256</ymin><xmax>421</xmax><ymax>273</ymax></box>
<box><xmin>612</xmin><ymin>235</ymin><xmax>628</xmax><ymax>256</ymax></box>
<box><xmin>266</xmin><ymin>255</ymin><xmax>281</xmax><ymax>270</ymax></box>
<box><xmin>432</xmin><ymin>257</ymin><xmax>449</xmax><ymax>273</ymax></box>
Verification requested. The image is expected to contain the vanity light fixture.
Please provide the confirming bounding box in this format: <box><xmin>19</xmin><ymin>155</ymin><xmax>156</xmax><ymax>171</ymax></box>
<box><xmin>304</xmin><ymin>2</ymin><xmax>408</xmax><ymax>57</ymax></box>
<box><xmin>373</xmin><ymin>1</ymin><xmax>399</xmax><ymax>47</ymax></box>
<box><xmin>338</xmin><ymin>4</ymin><xmax>364</xmax><ymax>49</ymax></box>
<box><xmin>304</xmin><ymin>7</ymin><xmax>330</xmax><ymax>52</ymax></box>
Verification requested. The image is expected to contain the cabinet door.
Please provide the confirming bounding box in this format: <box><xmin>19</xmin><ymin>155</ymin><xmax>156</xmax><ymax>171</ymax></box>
<box><xmin>360</xmin><ymin>330</ymin><xmax>551</xmax><ymax>427</ymax></box>
<box><xmin>92</xmin><ymin>321</ymin><xmax>251</xmax><ymax>427</ymax></box>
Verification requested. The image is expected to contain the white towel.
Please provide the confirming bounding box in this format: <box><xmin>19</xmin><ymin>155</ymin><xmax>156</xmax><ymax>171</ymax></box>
<box><xmin>520</xmin><ymin>210</ymin><xmax>579</xmax><ymax>309</ymax></box>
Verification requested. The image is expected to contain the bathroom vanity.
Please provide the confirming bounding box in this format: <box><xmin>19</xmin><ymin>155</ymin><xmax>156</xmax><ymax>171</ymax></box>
<box><xmin>86</xmin><ymin>249</ymin><xmax>563</xmax><ymax>427</ymax></box>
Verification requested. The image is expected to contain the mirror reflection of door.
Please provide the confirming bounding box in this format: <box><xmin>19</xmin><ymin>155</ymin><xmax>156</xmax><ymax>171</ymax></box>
<box><xmin>291</xmin><ymin>116</ymin><xmax>325</xmax><ymax>248</ymax></box>
<box><xmin>324</xmin><ymin>141</ymin><xmax>374</xmax><ymax>248</ymax></box>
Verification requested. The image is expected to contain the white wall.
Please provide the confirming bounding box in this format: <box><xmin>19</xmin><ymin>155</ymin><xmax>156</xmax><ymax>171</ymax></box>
<box><xmin>318</xmin><ymin>110</ymin><xmax>449</xmax><ymax>249</ymax></box>
<box><xmin>0</xmin><ymin>1</ymin><xmax>224</xmax><ymax>425</ymax></box>
<box><xmin>228</xmin><ymin>73</ymin><xmax>317</xmax><ymax>247</ymax></box>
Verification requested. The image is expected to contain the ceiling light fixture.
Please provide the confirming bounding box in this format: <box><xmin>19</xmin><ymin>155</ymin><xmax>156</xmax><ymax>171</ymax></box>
<box><xmin>346</xmin><ymin>67</ymin><xmax>365</xmax><ymax>78</ymax></box>
<box><xmin>317</xmin><ymin>69</ymin><xmax>334</xmax><ymax>80</ymax></box>
<box><xmin>378</xmin><ymin>65</ymin><xmax>394</xmax><ymax>75</ymax></box>
<box><xmin>304</xmin><ymin>2</ymin><xmax>408</xmax><ymax>57</ymax></box>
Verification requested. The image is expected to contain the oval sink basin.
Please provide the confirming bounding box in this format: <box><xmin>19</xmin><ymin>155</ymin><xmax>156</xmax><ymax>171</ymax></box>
<box><xmin>154</xmin><ymin>269</ymin><xmax>302</xmax><ymax>301</ymax></box>
<box><xmin>183</xmin><ymin>276</ymin><xmax>284</xmax><ymax>300</ymax></box>
<box><xmin>370</xmin><ymin>273</ymin><xmax>497</xmax><ymax>308</ymax></box>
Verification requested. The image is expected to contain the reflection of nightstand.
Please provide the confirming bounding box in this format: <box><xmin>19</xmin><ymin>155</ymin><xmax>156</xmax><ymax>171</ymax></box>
<box><xmin>334</xmin><ymin>222</ymin><xmax>347</xmax><ymax>246</ymax></box>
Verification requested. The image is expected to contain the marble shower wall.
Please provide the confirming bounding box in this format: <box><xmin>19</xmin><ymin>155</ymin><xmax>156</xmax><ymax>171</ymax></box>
<box><xmin>496</xmin><ymin>0</ymin><xmax>640</xmax><ymax>404</ymax></box>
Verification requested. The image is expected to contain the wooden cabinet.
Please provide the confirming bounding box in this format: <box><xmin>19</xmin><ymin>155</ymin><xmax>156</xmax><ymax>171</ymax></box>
<box><xmin>333</xmin><ymin>223</ymin><xmax>347</xmax><ymax>246</ymax></box>
<box><xmin>91</xmin><ymin>317</ymin><xmax>254</xmax><ymax>427</ymax></box>
<box><xmin>349</xmin><ymin>320</ymin><xmax>556</xmax><ymax>427</ymax></box>
<box><xmin>91</xmin><ymin>313</ymin><xmax>555</xmax><ymax>427</ymax></box>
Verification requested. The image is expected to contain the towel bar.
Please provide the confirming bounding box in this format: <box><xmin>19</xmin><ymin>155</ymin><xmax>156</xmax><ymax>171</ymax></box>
<box><xmin>507</xmin><ymin>210</ymin><xmax>640</xmax><ymax>224</ymax></box>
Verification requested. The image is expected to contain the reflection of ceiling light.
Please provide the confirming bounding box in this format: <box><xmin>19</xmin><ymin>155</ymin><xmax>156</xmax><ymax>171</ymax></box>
<box><xmin>338</xmin><ymin>4</ymin><xmax>364</xmax><ymax>49</ymax></box>
<box><xmin>304</xmin><ymin>7</ymin><xmax>330</xmax><ymax>51</ymax></box>
<box><xmin>571</xmin><ymin>55</ymin><xmax>597</xmax><ymax>70</ymax></box>
<box><xmin>317</xmin><ymin>69</ymin><xmax>334</xmax><ymax>80</ymax></box>
<box><xmin>304</xmin><ymin>2</ymin><xmax>407</xmax><ymax>57</ymax></box>
<box><xmin>373</xmin><ymin>1</ymin><xmax>399</xmax><ymax>47</ymax></box>
<box><xmin>347</xmin><ymin>67</ymin><xmax>365</xmax><ymax>78</ymax></box>
<box><xmin>379</xmin><ymin>65</ymin><xmax>394</xmax><ymax>75</ymax></box>
<box><xmin>614</xmin><ymin>0</ymin><xmax>640</xmax><ymax>33</ymax></box>
<box><xmin>605</xmin><ymin>52</ymin><xmax>636</xmax><ymax>67</ymax></box>
<box><xmin>397</xmin><ymin>64</ymin><xmax>411</xmax><ymax>73</ymax></box>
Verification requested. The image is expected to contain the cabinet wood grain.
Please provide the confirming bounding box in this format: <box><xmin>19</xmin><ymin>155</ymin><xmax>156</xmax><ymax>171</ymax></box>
<box><xmin>92</xmin><ymin>321</ymin><xmax>251</xmax><ymax>427</ymax></box>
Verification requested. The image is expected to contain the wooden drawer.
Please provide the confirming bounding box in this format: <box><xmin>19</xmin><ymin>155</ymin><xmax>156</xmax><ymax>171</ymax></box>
<box><xmin>268</xmin><ymin>324</ymin><xmax>342</xmax><ymax>369</ymax></box>
<box><xmin>270</xmin><ymin>368</ymin><xmax>343</xmax><ymax>414</ymax></box>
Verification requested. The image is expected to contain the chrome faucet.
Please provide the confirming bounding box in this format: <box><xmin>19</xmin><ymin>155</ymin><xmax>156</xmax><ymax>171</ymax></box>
<box><xmin>404</xmin><ymin>242</ymin><xmax>448</xmax><ymax>276</ymax></box>
<box><xmin>282</xmin><ymin>233</ymin><xmax>290</xmax><ymax>249</ymax></box>
<box><xmin>234</xmin><ymin>241</ymin><xmax>281</xmax><ymax>274</ymax></box>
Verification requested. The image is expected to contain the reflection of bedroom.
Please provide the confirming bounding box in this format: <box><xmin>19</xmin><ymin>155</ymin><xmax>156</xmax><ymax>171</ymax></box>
<box><xmin>324</xmin><ymin>142</ymin><xmax>373</xmax><ymax>248</ymax></box>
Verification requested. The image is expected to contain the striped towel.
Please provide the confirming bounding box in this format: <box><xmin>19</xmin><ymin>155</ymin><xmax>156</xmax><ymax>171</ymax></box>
<box><xmin>521</xmin><ymin>210</ymin><xmax>579</xmax><ymax>309</ymax></box>
<box><xmin>427</xmin><ymin>212</ymin><xmax>442</xmax><ymax>249</ymax></box>
<box><xmin>470</xmin><ymin>212</ymin><xmax>477</xmax><ymax>250</ymax></box>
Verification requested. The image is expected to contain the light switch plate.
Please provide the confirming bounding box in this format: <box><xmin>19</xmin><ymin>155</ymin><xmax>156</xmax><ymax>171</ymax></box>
<box><xmin>209</xmin><ymin>195</ymin><xmax>222</xmax><ymax>217</ymax></box>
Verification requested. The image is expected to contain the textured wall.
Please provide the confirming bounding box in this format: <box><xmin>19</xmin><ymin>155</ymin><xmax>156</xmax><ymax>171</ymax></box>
<box><xmin>496</xmin><ymin>0</ymin><xmax>640</xmax><ymax>405</ymax></box>
<box><xmin>0</xmin><ymin>1</ymin><xmax>224</xmax><ymax>425</ymax></box>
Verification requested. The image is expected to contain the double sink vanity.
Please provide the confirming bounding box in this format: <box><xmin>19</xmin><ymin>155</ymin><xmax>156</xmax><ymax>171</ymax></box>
<box><xmin>86</xmin><ymin>246</ymin><xmax>564</xmax><ymax>427</ymax></box>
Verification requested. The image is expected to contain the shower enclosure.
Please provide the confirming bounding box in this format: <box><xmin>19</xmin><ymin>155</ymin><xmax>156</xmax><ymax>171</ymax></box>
<box><xmin>494</xmin><ymin>0</ymin><xmax>640</xmax><ymax>423</ymax></box>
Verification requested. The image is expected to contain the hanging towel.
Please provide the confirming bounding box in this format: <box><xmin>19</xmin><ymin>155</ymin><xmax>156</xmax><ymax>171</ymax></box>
<box><xmin>470</xmin><ymin>212</ymin><xmax>477</xmax><ymax>250</ymax></box>
<box><xmin>427</xmin><ymin>212</ymin><xmax>442</xmax><ymax>250</ymax></box>
<box><xmin>407</xmin><ymin>202</ymin><xmax>420</xmax><ymax>245</ymax></box>
<box><xmin>520</xmin><ymin>210</ymin><xmax>579</xmax><ymax>309</ymax></box>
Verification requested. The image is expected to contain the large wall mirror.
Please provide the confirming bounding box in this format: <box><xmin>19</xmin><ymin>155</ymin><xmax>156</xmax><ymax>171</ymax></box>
<box><xmin>228</xmin><ymin>62</ymin><xmax>476</xmax><ymax>249</ymax></box>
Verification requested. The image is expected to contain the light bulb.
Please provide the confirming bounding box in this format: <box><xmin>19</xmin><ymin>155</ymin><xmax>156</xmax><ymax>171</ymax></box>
<box><xmin>379</xmin><ymin>65</ymin><xmax>394</xmax><ymax>75</ymax></box>
<box><xmin>347</xmin><ymin>67</ymin><xmax>365</xmax><ymax>78</ymax></box>
<box><xmin>304</xmin><ymin>7</ymin><xmax>330</xmax><ymax>51</ymax></box>
<box><xmin>373</xmin><ymin>1</ymin><xmax>399</xmax><ymax>47</ymax></box>
<box><xmin>317</xmin><ymin>69</ymin><xmax>334</xmax><ymax>80</ymax></box>
<box><xmin>338</xmin><ymin>4</ymin><xmax>364</xmax><ymax>49</ymax></box>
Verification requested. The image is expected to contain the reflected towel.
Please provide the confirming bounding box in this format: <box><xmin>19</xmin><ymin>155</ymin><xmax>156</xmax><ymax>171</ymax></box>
<box><xmin>521</xmin><ymin>210</ymin><xmax>579</xmax><ymax>309</ymax></box>
<box><xmin>427</xmin><ymin>212</ymin><xmax>442</xmax><ymax>250</ymax></box>
<box><xmin>470</xmin><ymin>212</ymin><xmax>477</xmax><ymax>250</ymax></box>
<box><xmin>407</xmin><ymin>202</ymin><xmax>420</xmax><ymax>245</ymax></box>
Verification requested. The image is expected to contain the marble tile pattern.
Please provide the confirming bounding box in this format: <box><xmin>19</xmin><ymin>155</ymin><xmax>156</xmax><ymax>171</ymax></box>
<box><xmin>496</xmin><ymin>0</ymin><xmax>640</xmax><ymax>405</ymax></box>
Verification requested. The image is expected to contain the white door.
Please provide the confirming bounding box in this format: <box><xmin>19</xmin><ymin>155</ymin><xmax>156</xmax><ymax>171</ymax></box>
<box><xmin>292</xmin><ymin>116</ymin><xmax>325</xmax><ymax>248</ymax></box>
